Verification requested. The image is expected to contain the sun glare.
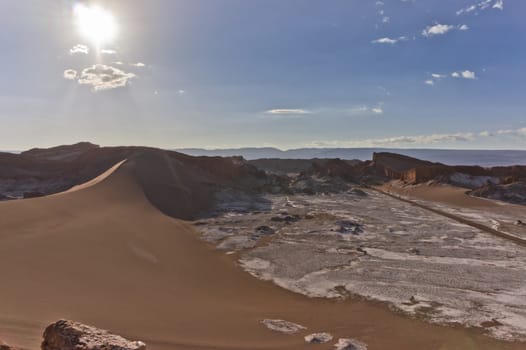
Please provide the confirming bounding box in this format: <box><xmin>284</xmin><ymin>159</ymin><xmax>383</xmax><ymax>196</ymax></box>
<box><xmin>74</xmin><ymin>4</ymin><xmax>117</xmax><ymax>47</ymax></box>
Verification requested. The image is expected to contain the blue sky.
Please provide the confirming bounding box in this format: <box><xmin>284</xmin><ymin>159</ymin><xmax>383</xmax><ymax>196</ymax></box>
<box><xmin>0</xmin><ymin>0</ymin><xmax>525</xmax><ymax>150</ymax></box>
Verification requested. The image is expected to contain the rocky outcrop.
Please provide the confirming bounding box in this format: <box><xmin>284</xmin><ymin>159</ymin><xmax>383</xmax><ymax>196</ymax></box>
<box><xmin>334</xmin><ymin>338</ymin><xmax>368</xmax><ymax>350</ymax></box>
<box><xmin>0</xmin><ymin>339</ymin><xmax>17</xmax><ymax>350</ymax></box>
<box><xmin>260</xmin><ymin>319</ymin><xmax>307</xmax><ymax>334</ymax></box>
<box><xmin>469</xmin><ymin>181</ymin><xmax>526</xmax><ymax>205</ymax></box>
<box><xmin>304</xmin><ymin>332</ymin><xmax>333</xmax><ymax>343</ymax></box>
<box><xmin>41</xmin><ymin>320</ymin><xmax>146</xmax><ymax>350</ymax></box>
<box><xmin>21</xmin><ymin>142</ymin><xmax>100</xmax><ymax>161</ymax></box>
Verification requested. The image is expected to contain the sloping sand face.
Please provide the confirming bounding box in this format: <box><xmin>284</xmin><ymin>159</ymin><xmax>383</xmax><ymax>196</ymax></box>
<box><xmin>0</xmin><ymin>159</ymin><xmax>524</xmax><ymax>350</ymax></box>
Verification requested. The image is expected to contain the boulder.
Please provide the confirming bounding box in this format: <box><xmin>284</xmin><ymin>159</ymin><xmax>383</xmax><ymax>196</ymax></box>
<box><xmin>0</xmin><ymin>340</ymin><xmax>17</xmax><ymax>350</ymax></box>
<box><xmin>304</xmin><ymin>332</ymin><xmax>333</xmax><ymax>343</ymax></box>
<box><xmin>260</xmin><ymin>319</ymin><xmax>306</xmax><ymax>334</ymax></box>
<box><xmin>334</xmin><ymin>338</ymin><xmax>368</xmax><ymax>350</ymax></box>
<box><xmin>41</xmin><ymin>320</ymin><xmax>146</xmax><ymax>350</ymax></box>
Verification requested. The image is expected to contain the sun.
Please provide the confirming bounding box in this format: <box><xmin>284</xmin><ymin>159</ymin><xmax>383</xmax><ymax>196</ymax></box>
<box><xmin>74</xmin><ymin>4</ymin><xmax>117</xmax><ymax>48</ymax></box>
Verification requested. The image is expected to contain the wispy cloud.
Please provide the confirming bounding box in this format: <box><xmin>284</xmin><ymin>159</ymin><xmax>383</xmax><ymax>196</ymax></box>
<box><xmin>343</xmin><ymin>104</ymin><xmax>384</xmax><ymax>115</ymax></box>
<box><xmin>131</xmin><ymin>62</ymin><xmax>146</xmax><ymax>67</ymax></box>
<box><xmin>101</xmin><ymin>49</ymin><xmax>117</xmax><ymax>55</ymax></box>
<box><xmin>265</xmin><ymin>109</ymin><xmax>312</xmax><ymax>115</ymax></box>
<box><xmin>311</xmin><ymin>127</ymin><xmax>526</xmax><ymax>148</ymax></box>
<box><xmin>457</xmin><ymin>0</ymin><xmax>503</xmax><ymax>15</ymax></box>
<box><xmin>310</xmin><ymin>132</ymin><xmax>476</xmax><ymax>147</ymax></box>
<box><xmin>69</xmin><ymin>44</ymin><xmax>89</xmax><ymax>55</ymax></box>
<box><xmin>496</xmin><ymin>127</ymin><xmax>526</xmax><ymax>136</ymax></box>
<box><xmin>72</xmin><ymin>64</ymin><xmax>136</xmax><ymax>91</ymax></box>
<box><xmin>452</xmin><ymin>70</ymin><xmax>476</xmax><ymax>79</ymax></box>
<box><xmin>424</xmin><ymin>80</ymin><xmax>434</xmax><ymax>86</ymax></box>
<box><xmin>371</xmin><ymin>36</ymin><xmax>407</xmax><ymax>45</ymax></box>
<box><xmin>493</xmin><ymin>0</ymin><xmax>504</xmax><ymax>10</ymax></box>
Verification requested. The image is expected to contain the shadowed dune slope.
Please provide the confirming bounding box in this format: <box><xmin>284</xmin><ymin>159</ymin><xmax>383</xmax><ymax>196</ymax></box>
<box><xmin>0</xmin><ymin>156</ymin><xmax>523</xmax><ymax>350</ymax></box>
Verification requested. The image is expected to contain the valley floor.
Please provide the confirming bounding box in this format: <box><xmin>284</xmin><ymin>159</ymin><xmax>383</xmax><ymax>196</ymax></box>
<box><xmin>197</xmin><ymin>188</ymin><xmax>526</xmax><ymax>343</ymax></box>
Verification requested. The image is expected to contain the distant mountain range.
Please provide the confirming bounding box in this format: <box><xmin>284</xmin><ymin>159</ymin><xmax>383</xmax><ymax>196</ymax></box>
<box><xmin>177</xmin><ymin>148</ymin><xmax>526</xmax><ymax>167</ymax></box>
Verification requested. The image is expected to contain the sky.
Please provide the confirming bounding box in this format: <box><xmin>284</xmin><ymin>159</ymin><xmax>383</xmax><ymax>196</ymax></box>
<box><xmin>0</xmin><ymin>0</ymin><xmax>525</xmax><ymax>150</ymax></box>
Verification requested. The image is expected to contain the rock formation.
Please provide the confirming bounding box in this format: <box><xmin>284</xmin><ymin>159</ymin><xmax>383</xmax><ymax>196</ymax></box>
<box><xmin>260</xmin><ymin>319</ymin><xmax>307</xmax><ymax>334</ymax></box>
<box><xmin>41</xmin><ymin>320</ymin><xmax>146</xmax><ymax>350</ymax></box>
<box><xmin>304</xmin><ymin>332</ymin><xmax>333</xmax><ymax>343</ymax></box>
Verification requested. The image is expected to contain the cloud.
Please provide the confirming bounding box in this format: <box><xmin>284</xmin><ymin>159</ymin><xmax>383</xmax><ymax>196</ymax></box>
<box><xmin>70</xmin><ymin>44</ymin><xmax>89</xmax><ymax>55</ymax></box>
<box><xmin>265</xmin><ymin>109</ymin><xmax>311</xmax><ymax>115</ymax></box>
<box><xmin>458</xmin><ymin>24</ymin><xmax>469</xmax><ymax>31</ymax></box>
<box><xmin>63</xmin><ymin>69</ymin><xmax>78</xmax><ymax>80</ymax></box>
<box><xmin>178</xmin><ymin>90</ymin><xmax>186</xmax><ymax>94</ymax></box>
<box><xmin>493</xmin><ymin>0</ymin><xmax>504</xmax><ymax>10</ymax></box>
<box><xmin>457</xmin><ymin>0</ymin><xmax>503</xmax><ymax>15</ymax></box>
<box><xmin>452</xmin><ymin>70</ymin><xmax>476</xmax><ymax>79</ymax></box>
<box><xmin>310</xmin><ymin>132</ymin><xmax>476</xmax><ymax>148</ymax></box>
<box><xmin>101</xmin><ymin>49</ymin><xmax>117</xmax><ymax>55</ymax></box>
<box><xmin>431</xmin><ymin>73</ymin><xmax>446</xmax><ymax>79</ymax></box>
<box><xmin>344</xmin><ymin>105</ymin><xmax>385</xmax><ymax>115</ymax></box>
<box><xmin>371</xmin><ymin>36</ymin><xmax>407</xmax><ymax>44</ymax></box>
<box><xmin>496</xmin><ymin>128</ymin><xmax>526</xmax><ymax>136</ymax></box>
<box><xmin>132</xmin><ymin>62</ymin><xmax>146</xmax><ymax>67</ymax></box>
<box><xmin>76</xmin><ymin>64</ymin><xmax>136</xmax><ymax>91</ymax></box>
<box><xmin>422</xmin><ymin>24</ymin><xmax>461</xmax><ymax>37</ymax></box>
<box><xmin>425</xmin><ymin>80</ymin><xmax>434</xmax><ymax>86</ymax></box>
<box><xmin>479</xmin><ymin>131</ymin><xmax>492</xmax><ymax>137</ymax></box>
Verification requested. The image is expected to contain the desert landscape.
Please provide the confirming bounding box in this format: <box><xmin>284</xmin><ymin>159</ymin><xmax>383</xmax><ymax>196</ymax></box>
<box><xmin>2</xmin><ymin>1</ymin><xmax>524</xmax><ymax>349</ymax></box>
<box><xmin>0</xmin><ymin>143</ymin><xmax>525</xmax><ymax>350</ymax></box>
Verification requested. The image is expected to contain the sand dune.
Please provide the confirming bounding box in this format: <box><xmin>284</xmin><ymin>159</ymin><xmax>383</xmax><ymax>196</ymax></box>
<box><xmin>0</xmin><ymin>155</ymin><xmax>523</xmax><ymax>350</ymax></box>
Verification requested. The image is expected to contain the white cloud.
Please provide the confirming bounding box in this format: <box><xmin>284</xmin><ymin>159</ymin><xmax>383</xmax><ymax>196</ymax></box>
<box><xmin>493</xmin><ymin>0</ymin><xmax>504</xmax><ymax>10</ymax></box>
<box><xmin>101</xmin><ymin>49</ymin><xmax>117</xmax><ymax>55</ymax></box>
<box><xmin>371</xmin><ymin>107</ymin><xmax>383</xmax><ymax>114</ymax></box>
<box><xmin>69</xmin><ymin>44</ymin><xmax>89</xmax><ymax>55</ymax></box>
<box><xmin>310</xmin><ymin>132</ymin><xmax>476</xmax><ymax>148</ymax></box>
<box><xmin>422</xmin><ymin>24</ymin><xmax>455</xmax><ymax>37</ymax></box>
<box><xmin>132</xmin><ymin>62</ymin><xmax>146</xmax><ymax>67</ymax></box>
<box><xmin>76</xmin><ymin>64</ymin><xmax>136</xmax><ymax>91</ymax></box>
<box><xmin>479</xmin><ymin>131</ymin><xmax>492</xmax><ymax>137</ymax></box>
<box><xmin>178</xmin><ymin>90</ymin><xmax>186</xmax><ymax>94</ymax></box>
<box><xmin>497</xmin><ymin>128</ymin><xmax>526</xmax><ymax>136</ymax></box>
<box><xmin>382</xmin><ymin>16</ymin><xmax>390</xmax><ymax>23</ymax></box>
<box><xmin>265</xmin><ymin>109</ymin><xmax>311</xmax><ymax>115</ymax></box>
<box><xmin>63</xmin><ymin>69</ymin><xmax>78</xmax><ymax>80</ymax></box>
<box><xmin>452</xmin><ymin>70</ymin><xmax>476</xmax><ymax>79</ymax></box>
<box><xmin>371</xmin><ymin>36</ymin><xmax>407</xmax><ymax>44</ymax></box>
<box><xmin>431</xmin><ymin>73</ymin><xmax>446</xmax><ymax>79</ymax></box>
<box><xmin>458</xmin><ymin>24</ymin><xmax>469</xmax><ymax>31</ymax></box>
<box><xmin>457</xmin><ymin>0</ymin><xmax>502</xmax><ymax>15</ymax></box>
<box><xmin>113</xmin><ymin>61</ymin><xmax>124</xmax><ymax>65</ymax></box>
<box><xmin>425</xmin><ymin>80</ymin><xmax>434</xmax><ymax>86</ymax></box>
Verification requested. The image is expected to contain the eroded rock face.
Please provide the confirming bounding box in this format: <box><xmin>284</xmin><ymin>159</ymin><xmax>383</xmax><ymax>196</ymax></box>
<box><xmin>41</xmin><ymin>320</ymin><xmax>146</xmax><ymax>350</ymax></box>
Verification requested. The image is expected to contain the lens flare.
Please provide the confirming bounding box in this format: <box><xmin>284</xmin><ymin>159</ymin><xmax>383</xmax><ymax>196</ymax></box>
<box><xmin>74</xmin><ymin>4</ymin><xmax>117</xmax><ymax>47</ymax></box>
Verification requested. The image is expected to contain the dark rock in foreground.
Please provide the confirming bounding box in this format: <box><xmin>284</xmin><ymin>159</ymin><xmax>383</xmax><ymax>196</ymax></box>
<box><xmin>42</xmin><ymin>320</ymin><xmax>146</xmax><ymax>350</ymax></box>
<box><xmin>0</xmin><ymin>340</ymin><xmax>17</xmax><ymax>350</ymax></box>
